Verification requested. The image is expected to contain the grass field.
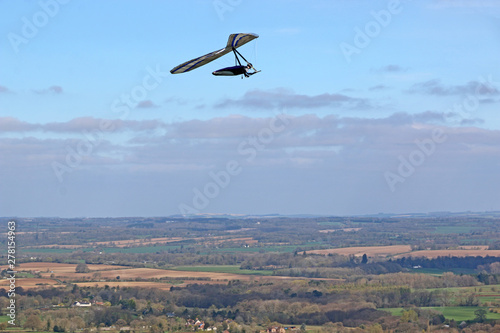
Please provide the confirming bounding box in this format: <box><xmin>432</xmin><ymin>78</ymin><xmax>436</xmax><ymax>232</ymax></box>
<box><xmin>428</xmin><ymin>307</ymin><xmax>500</xmax><ymax>321</ymax></box>
<box><xmin>317</xmin><ymin>222</ymin><xmax>344</xmax><ymax>227</ymax></box>
<box><xmin>410</xmin><ymin>267</ymin><xmax>478</xmax><ymax>275</ymax></box>
<box><xmin>169</xmin><ymin>265</ymin><xmax>274</xmax><ymax>276</ymax></box>
<box><xmin>24</xmin><ymin>244</ymin><xmax>182</xmax><ymax>254</ymax></box>
<box><xmin>211</xmin><ymin>245</ymin><xmax>301</xmax><ymax>253</ymax></box>
<box><xmin>92</xmin><ymin>236</ymin><xmax>185</xmax><ymax>247</ymax></box>
<box><xmin>382</xmin><ymin>306</ymin><xmax>500</xmax><ymax>322</ymax></box>
<box><xmin>431</xmin><ymin>226</ymin><xmax>476</xmax><ymax>234</ymax></box>
<box><xmin>21</xmin><ymin>247</ymin><xmax>75</xmax><ymax>254</ymax></box>
<box><xmin>425</xmin><ymin>284</ymin><xmax>500</xmax><ymax>305</ymax></box>
<box><xmin>101</xmin><ymin>245</ymin><xmax>181</xmax><ymax>253</ymax></box>
<box><xmin>426</xmin><ymin>285</ymin><xmax>500</xmax><ymax>293</ymax></box>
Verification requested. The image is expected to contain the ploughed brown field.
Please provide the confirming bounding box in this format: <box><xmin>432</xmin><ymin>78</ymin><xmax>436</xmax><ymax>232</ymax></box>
<box><xmin>307</xmin><ymin>245</ymin><xmax>413</xmax><ymax>257</ymax></box>
<box><xmin>42</xmin><ymin>267</ymin><xmax>261</xmax><ymax>281</ymax></box>
<box><xmin>28</xmin><ymin>235</ymin><xmax>258</xmax><ymax>249</ymax></box>
<box><xmin>200</xmin><ymin>237</ymin><xmax>258</xmax><ymax>245</ymax></box>
<box><xmin>0</xmin><ymin>262</ymin><xmax>129</xmax><ymax>272</ymax></box>
<box><xmin>307</xmin><ymin>245</ymin><xmax>500</xmax><ymax>258</ymax></box>
<box><xmin>319</xmin><ymin>228</ymin><xmax>361</xmax><ymax>233</ymax></box>
<box><xmin>0</xmin><ymin>278</ymin><xmax>62</xmax><ymax>289</ymax></box>
<box><xmin>28</xmin><ymin>237</ymin><xmax>186</xmax><ymax>248</ymax></box>
<box><xmin>27</xmin><ymin>244</ymin><xmax>87</xmax><ymax>249</ymax></box>
<box><xmin>458</xmin><ymin>245</ymin><xmax>489</xmax><ymax>250</ymax></box>
<box><xmin>92</xmin><ymin>237</ymin><xmax>185</xmax><ymax>247</ymax></box>
<box><xmin>1</xmin><ymin>262</ymin><xmax>342</xmax><ymax>290</ymax></box>
<box><xmin>39</xmin><ymin>266</ymin><xmax>340</xmax><ymax>282</ymax></box>
<box><xmin>394</xmin><ymin>249</ymin><xmax>500</xmax><ymax>258</ymax></box>
<box><xmin>73</xmin><ymin>281</ymin><xmax>181</xmax><ymax>290</ymax></box>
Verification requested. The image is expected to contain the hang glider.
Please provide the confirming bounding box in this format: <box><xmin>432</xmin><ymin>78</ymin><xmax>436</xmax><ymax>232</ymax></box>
<box><xmin>170</xmin><ymin>33</ymin><xmax>260</xmax><ymax>78</ymax></box>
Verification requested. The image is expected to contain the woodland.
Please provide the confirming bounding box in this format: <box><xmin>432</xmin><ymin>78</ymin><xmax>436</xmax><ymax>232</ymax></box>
<box><xmin>1</xmin><ymin>213</ymin><xmax>500</xmax><ymax>332</ymax></box>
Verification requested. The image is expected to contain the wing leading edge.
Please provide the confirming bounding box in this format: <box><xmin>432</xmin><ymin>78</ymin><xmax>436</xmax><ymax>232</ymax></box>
<box><xmin>170</xmin><ymin>33</ymin><xmax>259</xmax><ymax>74</ymax></box>
<box><xmin>226</xmin><ymin>33</ymin><xmax>259</xmax><ymax>49</ymax></box>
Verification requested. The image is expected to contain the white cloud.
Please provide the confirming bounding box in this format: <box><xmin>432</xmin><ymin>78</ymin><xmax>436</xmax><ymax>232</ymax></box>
<box><xmin>33</xmin><ymin>85</ymin><xmax>63</xmax><ymax>94</ymax></box>
<box><xmin>214</xmin><ymin>88</ymin><xmax>372</xmax><ymax>110</ymax></box>
<box><xmin>407</xmin><ymin>79</ymin><xmax>500</xmax><ymax>96</ymax></box>
<box><xmin>0</xmin><ymin>117</ymin><xmax>164</xmax><ymax>133</ymax></box>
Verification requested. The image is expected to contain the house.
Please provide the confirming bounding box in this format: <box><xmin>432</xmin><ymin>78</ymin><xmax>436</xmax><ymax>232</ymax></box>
<box><xmin>267</xmin><ymin>326</ymin><xmax>286</xmax><ymax>333</ymax></box>
<box><xmin>186</xmin><ymin>318</ymin><xmax>205</xmax><ymax>330</ymax></box>
<box><xmin>72</xmin><ymin>301</ymin><xmax>91</xmax><ymax>307</ymax></box>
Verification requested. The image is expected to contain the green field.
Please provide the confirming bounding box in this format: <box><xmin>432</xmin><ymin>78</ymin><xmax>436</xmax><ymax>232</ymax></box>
<box><xmin>22</xmin><ymin>245</ymin><xmax>183</xmax><ymax>255</ymax></box>
<box><xmin>410</xmin><ymin>267</ymin><xmax>478</xmax><ymax>275</ymax></box>
<box><xmin>428</xmin><ymin>307</ymin><xmax>500</xmax><ymax>321</ymax></box>
<box><xmin>383</xmin><ymin>307</ymin><xmax>500</xmax><ymax>322</ymax></box>
<box><xmin>431</xmin><ymin>284</ymin><xmax>500</xmax><ymax>292</ymax></box>
<box><xmin>101</xmin><ymin>245</ymin><xmax>181</xmax><ymax>253</ymax></box>
<box><xmin>211</xmin><ymin>245</ymin><xmax>303</xmax><ymax>253</ymax></box>
<box><xmin>21</xmin><ymin>247</ymin><xmax>75</xmax><ymax>254</ymax></box>
<box><xmin>317</xmin><ymin>222</ymin><xmax>344</xmax><ymax>227</ymax></box>
<box><xmin>169</xmin><ymin>265</ymin><xmax>274</xmax><ymax>275</ymax></box>
<box><xmin>431</xmin><ymin>226</ymin><xmax>476</xmax><ymax>234</ymax></box>
<box><xmin>15</xmin><ymin>272</ymin><xmax>37</xmax><ymax>278</ymax></box>
<box><xmin>425</xmin><ymin>285</ymin><xmax>500</xmax><ymax>305</ymax></box>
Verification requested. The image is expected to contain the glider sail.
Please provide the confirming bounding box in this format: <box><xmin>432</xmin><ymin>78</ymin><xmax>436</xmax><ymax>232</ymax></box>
<box><xmin>225</xmin><ymin>33</ymin><xmax>259</xmax><ymax>49</ymax></box>
<box><xmin>170</xmin><ymin>33</ymin><xmax>259</xmax><ymax>74</ymax></box>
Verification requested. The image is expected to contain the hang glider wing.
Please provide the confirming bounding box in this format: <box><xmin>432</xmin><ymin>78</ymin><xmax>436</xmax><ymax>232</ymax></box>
<box><xmin>170</xmin><ymin>33</ymin><xmax>259</xmax><ymax>74</ymax></box>
<box><xmin>170</xmin><ymin>47</ymin><xmax>231</xmax><ymax>74</ymax></box>
<box><xmin>225</xmin><ymin>33</ymin><xmax>259</xmax><ymax>50</ymax></box>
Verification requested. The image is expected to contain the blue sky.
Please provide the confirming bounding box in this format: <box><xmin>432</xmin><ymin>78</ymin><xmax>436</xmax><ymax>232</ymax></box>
<box><xmin>1</xmin><ymin>0</ymin><xmax>500</xmax><ymax>217</ymax></box>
